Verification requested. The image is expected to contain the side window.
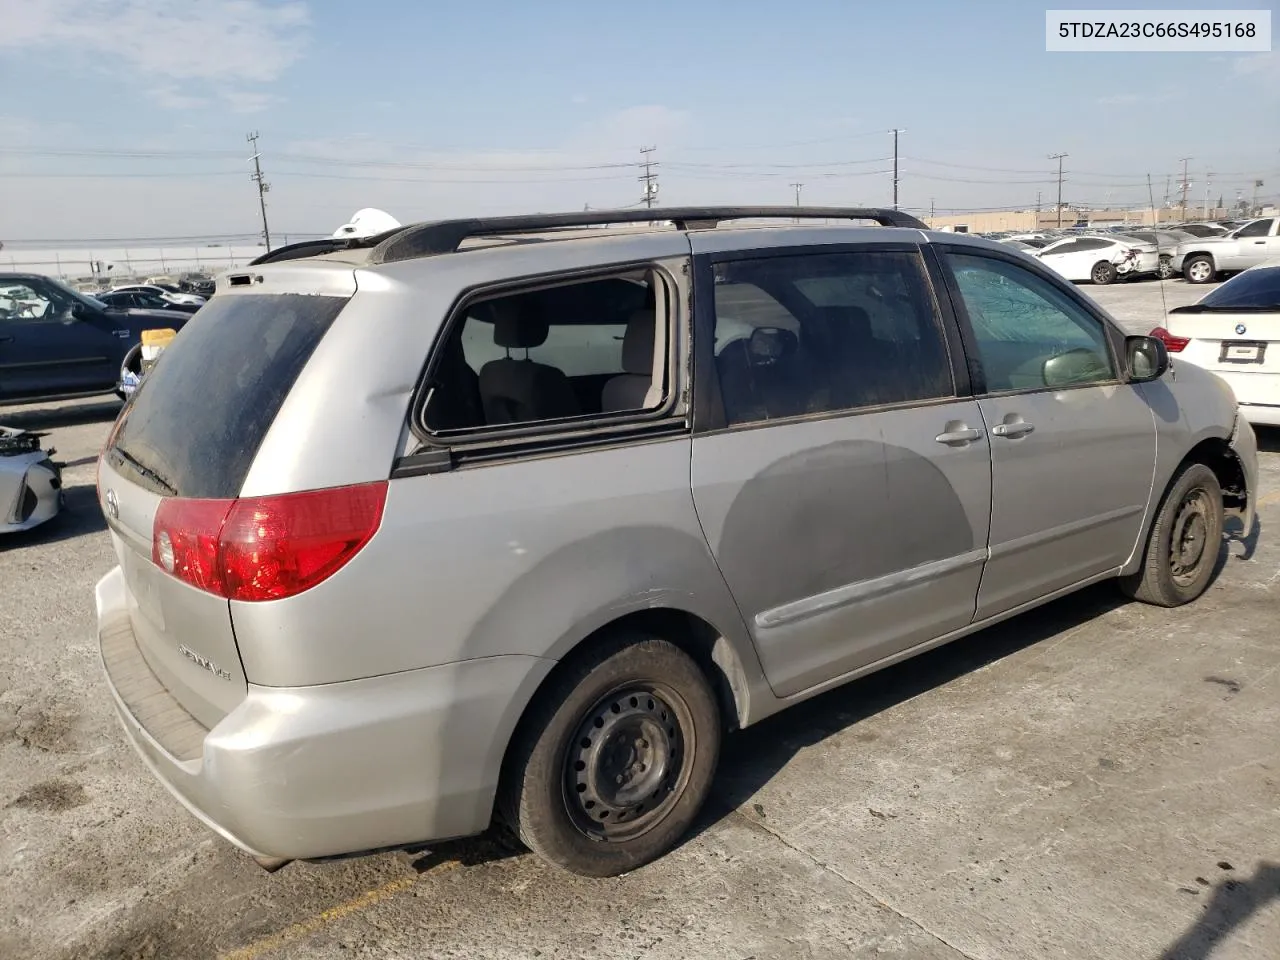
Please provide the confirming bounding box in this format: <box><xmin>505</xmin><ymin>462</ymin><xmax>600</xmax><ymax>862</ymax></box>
<box><xmin>424</xmin><ymin>270</ymin><xmax>666</xmax><ymax>433</ymax></box>
<box><xmin>0</xmin><ymin>283</ymin><xmax>58</xmax><ymax>322</ymax></box>
<box><xmin>1043</xmin><ymin>240</ymin><xmax>1080</xmax><ymax>256</ymax></box>
<box><xmin>1235</xmin><ymin>219</ymin><xmax>1272</xmax><ymax>238</ymax></box>
<box><xmin>711</xmin><ymin>250</ymin><xmax>954</xmax><ymax>427</ymax></box>
<box><xmin>947</xmin><ymin>253</ymin><xmax>1116</xmax><ymax>393</ymax></box>
<box><xmin>1074</xmin><ymin>238</ymin><xmax>1111</xmax><ymax>252</ymax></box>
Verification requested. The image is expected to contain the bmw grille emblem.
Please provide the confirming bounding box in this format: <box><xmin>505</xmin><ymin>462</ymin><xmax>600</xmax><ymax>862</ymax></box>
<box><xmin>1235</xmin><ymin>323</ymin><xmax>1247</xmax><ymax>336</ymax></box>
<box><xmin>104</xmin><ymin>489</ymin><xmax>119</xmax><ymax>520</ymax></box>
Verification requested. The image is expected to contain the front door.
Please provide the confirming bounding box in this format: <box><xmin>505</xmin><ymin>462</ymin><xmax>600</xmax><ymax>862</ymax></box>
<box><xmin>690</xmin><ymin>244</ymin><xmax>993</xmax><ymax>698</ymax></box>
<box><xmin>0</xmin><ymin>279</ymin><xmax>122</xmax><ymax>400</ymax></box>
<box><xmin>939</xmin><ymin>248</ymin><xmax>1157</xmax><ymax>619</ymax></box>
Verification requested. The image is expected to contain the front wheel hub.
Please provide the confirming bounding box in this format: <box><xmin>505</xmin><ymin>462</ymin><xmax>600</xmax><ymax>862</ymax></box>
<box><xmin>1170</xmin><ymin>489</ymin><xmax>1212</xmax><ymax>585</ymax></box>
<box><xmin>565</xmin><ymin>687</ymin><xmax>685</xmax><ymax>840</ymax></box>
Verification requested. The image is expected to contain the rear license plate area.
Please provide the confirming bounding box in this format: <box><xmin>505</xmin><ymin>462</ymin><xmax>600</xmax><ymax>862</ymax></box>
<box><xmin>1219</xmin><ymin>341</ymin><xmax>1266</xmax><ymax>364</ymax></box>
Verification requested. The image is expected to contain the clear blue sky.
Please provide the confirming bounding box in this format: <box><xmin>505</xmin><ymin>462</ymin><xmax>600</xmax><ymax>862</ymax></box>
<box><xmin>1</xmin><ymin>0</ymin><xmax>1276</xmax><ymax>242</ymax></box>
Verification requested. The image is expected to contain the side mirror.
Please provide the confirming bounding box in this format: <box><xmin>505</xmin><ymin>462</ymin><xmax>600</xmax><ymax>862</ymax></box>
<box><xmin>1126</xmin><ymin>335</ymin><xmax>1170</xmax><ymax>382</ymax></box>
<box><xmin>747</xmin><ymin>326</ymin><xmax>797</xmax><ymax>366</ymax></box>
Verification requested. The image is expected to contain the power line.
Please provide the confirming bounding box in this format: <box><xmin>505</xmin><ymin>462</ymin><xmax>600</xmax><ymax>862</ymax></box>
<box><xmin>247</xmin><ymin>132</ymin><xmax>271</xmax><ymax>251</ymax></box>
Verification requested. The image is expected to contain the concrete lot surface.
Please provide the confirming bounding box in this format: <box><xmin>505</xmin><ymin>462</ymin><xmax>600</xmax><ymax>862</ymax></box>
<box><xmin>2</xmin><ymin>278</ymin><xmax>1277</xmax><ymax>960</ymax></box>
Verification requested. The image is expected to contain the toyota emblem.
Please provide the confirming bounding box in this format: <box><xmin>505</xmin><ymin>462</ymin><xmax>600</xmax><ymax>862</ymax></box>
<box><xmin>1235</xmin><ymin>323</ymin><xmax>1247</xmax><ymax>336</ymax></box>
<box><xmin>104</xmin><ymin>488</ymin><xmax>119</xmax><ymax>520</ymax></box>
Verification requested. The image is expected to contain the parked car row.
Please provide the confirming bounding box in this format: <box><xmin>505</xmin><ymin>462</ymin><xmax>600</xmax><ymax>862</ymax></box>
<box><xmin>983</xmin><ymin>218</ymin><xmax>1280</xmax><ymax>285</ymax></box>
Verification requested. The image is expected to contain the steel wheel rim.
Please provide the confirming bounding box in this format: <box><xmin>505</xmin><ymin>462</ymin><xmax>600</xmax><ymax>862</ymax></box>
<box><xmin>563</xmin><ymin>684</ymin><xmax>692</xmax><ymax>842</ymax></box>
<box><xmin>1093</xmin><ymin>264</ymin><xmax>1111</xmax><ymax>283</ymax></box>
<box><xmin>1158</xmin><ymin>258</ymin><xmax>1173</xmax><ymax>279</ymax></box>
<box><xmin>1189</xmin><ymin>261</ymin><xmax>1211</xmax><ymax>282</ymax></box>
<box><xmin>1170</xmin><ymin>488</ymin><xmax>1212</xmax><ymax>586</ymax></box>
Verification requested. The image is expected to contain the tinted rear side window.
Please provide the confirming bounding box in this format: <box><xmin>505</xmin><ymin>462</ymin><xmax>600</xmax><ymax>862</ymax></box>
<box><xmin>108</xmin><ymin>294</ymin><xmax>347</xmax><ymax>498</ymax></box>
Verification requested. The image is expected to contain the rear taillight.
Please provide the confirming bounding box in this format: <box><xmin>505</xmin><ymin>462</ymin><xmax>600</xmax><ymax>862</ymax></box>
<box><xmin>1151</xmin><ymin>326</ymin><xmax>1190</xmax><ymax>353</ymax></box>
<box><xmin>152</xmin><ymin>482</ymin><xmax>386</xmax><ymax>602</ymax></box>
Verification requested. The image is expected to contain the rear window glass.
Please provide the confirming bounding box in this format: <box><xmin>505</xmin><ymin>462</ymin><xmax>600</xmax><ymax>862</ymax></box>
<box><xmin>1197</xmin><ymin>268</ymin><xmax>1280</xmax><ymax>309</ymax></box>
<box><xmin>108</xmin><ymin>294</ymin><xmax>347</xmax><ymax>498</ymax></box>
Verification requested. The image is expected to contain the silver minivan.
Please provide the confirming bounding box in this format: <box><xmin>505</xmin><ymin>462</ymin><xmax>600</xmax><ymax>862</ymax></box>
<box><xmin>95</xmin><ymin>207</ymin><xmax>1257</xmax><ymax>877</ymax></box>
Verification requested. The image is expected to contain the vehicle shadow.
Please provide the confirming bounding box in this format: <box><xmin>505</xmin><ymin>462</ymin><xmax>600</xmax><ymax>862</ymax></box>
<box><xmin>0</xmin><ymin>483</ymin><xmax>105</xmax><ymax>551</ymax></box>
<box><xmin>701</xmin><ymin>582</ymin><xmax>1129</xmax><ymax>831</ymax></box>
<box><xmin>0</xmin><ymin>399</ymin><xmax>121</xmax><ymax>430</ymax></box>
<box><xmin>1254</xmin><ymin>425</ymin><xmax>1280</xmax><ymax>454</ymax></box>
<box><xmin>1159</xmin><ymin>862</ymin><xmax>1280</xmax><ymax>960</ymax></box>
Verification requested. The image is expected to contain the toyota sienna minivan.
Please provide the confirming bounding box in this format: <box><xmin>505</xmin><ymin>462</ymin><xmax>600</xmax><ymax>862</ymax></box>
<box><xmin>96</xmin><ymin>207</ymin><xmax>1257</xmax><ymax>877</ymax></box>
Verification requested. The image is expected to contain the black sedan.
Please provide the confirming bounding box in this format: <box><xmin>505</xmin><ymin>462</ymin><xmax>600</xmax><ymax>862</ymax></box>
<box><xmin>0</xmin><ymin>273</ymin><xmax>191</xmax><ymax>405</ymax></box>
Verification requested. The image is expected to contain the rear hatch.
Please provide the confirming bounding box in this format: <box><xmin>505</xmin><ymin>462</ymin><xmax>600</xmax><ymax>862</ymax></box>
<box><xmin>99</xmin><ymin>292</ymin><xmax>349</xmax><ymax>728</ymax></box>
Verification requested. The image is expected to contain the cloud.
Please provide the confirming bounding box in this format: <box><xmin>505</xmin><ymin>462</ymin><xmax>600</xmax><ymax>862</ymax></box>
<box><xmin>151</xmin><ymin>87</ymin><xmax>209</xmax><ymax>111</ymax></box>
<box><xmin>0</xmin><ymin>0</ymin><xmax>308</xmax><ymax>107</ymax></box>
<box><xmin>221</xmin><ymin>90</ymin><xmax>279</xmax><ymax>114</ymax></box>
<box><xmin>1232</xmin><ymin>52</ymin><xmax>1280</xmax><ymax>90</ymax></box>
<box><xmin>1096</xmin><ymin>93</ymin><xmax>1169</xmax><ymax>107</ymax></box>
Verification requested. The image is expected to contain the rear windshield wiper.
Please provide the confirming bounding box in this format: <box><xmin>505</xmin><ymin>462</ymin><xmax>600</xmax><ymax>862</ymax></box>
<box><xmin>108</xmin><ymin>446</ymin><xmax>177</xmax><ymax>496</ymax></box>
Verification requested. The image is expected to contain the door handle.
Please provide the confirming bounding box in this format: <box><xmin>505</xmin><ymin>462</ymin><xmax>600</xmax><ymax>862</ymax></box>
<box><xmin>991</xmin><ymin>421</ymin><xmax>1035</xmax><ymax>439</ymax></box>
<box><xmin>935</xmin><ymin>424</ymin><xmax>981</xmax><ymax>445</ymax></box>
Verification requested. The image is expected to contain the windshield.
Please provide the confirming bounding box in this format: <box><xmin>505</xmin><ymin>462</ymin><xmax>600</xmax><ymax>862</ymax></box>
<box><xmin>45</xmin><ymin>275</ymin><xmax>107</xmax><ymax>310</ymax></box>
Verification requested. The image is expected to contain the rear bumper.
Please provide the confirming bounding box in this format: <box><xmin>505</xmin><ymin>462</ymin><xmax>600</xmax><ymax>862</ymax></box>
<box><xmin>1239</xmin><ymin>403</ymin><xmax>1280</xmax><ymax>428</ymax></box>
<box><xmin>96</xmin><ymin>566</ymin><xmax>555</xmax><ymax>860</ymax></box>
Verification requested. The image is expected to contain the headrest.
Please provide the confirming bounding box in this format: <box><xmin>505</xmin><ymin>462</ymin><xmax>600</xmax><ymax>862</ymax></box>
<box><xmin>492</xmin><ymin>307</ymin><xmax>549</xmax><ymax>349</ymax></box>
<box><xmin>621</xmin><ymin>310</ymin><xmax>656</xmax><ymax>375</ymax></box>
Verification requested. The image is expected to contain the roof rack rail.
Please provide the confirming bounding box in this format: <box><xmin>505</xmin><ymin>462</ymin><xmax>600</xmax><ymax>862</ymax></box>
<box><xmin>247</xmin><ymin>207</ymin><xmax>927</xmax><ymax>267</ymax></box>
<box><xmin>368</xmin><ymin>206</ymin><xmax>926</xmax><ymax>265</ymax></box>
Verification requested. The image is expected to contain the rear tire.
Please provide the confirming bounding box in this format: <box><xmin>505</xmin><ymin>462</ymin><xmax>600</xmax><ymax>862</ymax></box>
<box><xmin>1157</xmin><ymin>256</ymin><xmax>1175</xmax><ymax>280</ymax></box>
<box><xmin>500</xmin><ymin>632</ymin><xmax>720</xmax><ymax>877</ymax></box>
<box><xmin>1119</xmin><ymin>463</ymin><xmax>1223</xmax><ymax>607</ymax></box>
<box><xmin>1091</xmin><ymin>261</ymin><xmax>1117</xmax><ymax>285</ymax></box>
<box><xmin>1184</xmin><ymin>254</ymin><xmax>1216</xmax><ymax>284</ymax></box>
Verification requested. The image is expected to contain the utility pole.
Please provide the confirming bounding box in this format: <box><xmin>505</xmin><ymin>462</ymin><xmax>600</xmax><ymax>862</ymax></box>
<box><xmin>1178</xmin><ymin>156</ymin><xmax>1192</xmax><ymax>221</ymax></box>
<box><xmin>1252</xmin><ymin>179</ymin><xmax>1263</xmax><ymax>216</ymax></box>
<box><xmin>790</xmin><ymin>182</ymin><xmax>803</xmax><ymax>221</ymax></box>
<box><xmin>889</xmin><ymin>129</ymin><xmax>905</xmax><ymax>210</ymax></box>
<box><xmin>1203</xmin><ymin>171</ymin><xmax>1214</xmax><ymax>219</ymax></box>
<box><xmin>639</xmin><ymin>146</ymin><xmax>659</xmax><ymax>209</ymax></box>
<box><xmin>930</xmin><ymin>197</ymin><xmax>935</xmax><ymax>224</ymax></box>
<box><xmin>247</xmin><ymin>131</ymin><xmax>271</xmax><ymax>251</ymax></box>
<box><xmin>1048</xmin><ymin>153</ymin><xmax>1068</xmax><ymax>228</ymax></box>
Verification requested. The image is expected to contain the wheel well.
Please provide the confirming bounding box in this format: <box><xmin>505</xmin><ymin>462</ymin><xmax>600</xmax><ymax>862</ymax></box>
<box><xmin>1184</xmin><ymin>251</ymin><xmax>1214</xmax><ymax>265</ymax></box>
<box><xmin>520</xmin><ymin>609</ymin><xmax>747</xmax><ymax>739</ymax></box>
<box><xmin>1182</xmin><ymin>437</ymin><xmax>1247</xmax><ymax>512</ymax></box>
<box><xmin>122</xmin><ymin>344</ymin><xmax>142</xmax><ymax>372</ymax></box>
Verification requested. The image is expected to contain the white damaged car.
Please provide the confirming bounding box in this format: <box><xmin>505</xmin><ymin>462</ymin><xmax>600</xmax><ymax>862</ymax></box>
<box><xmin>1</xmin><ymin>427</ymin><xmax>62</xmax><ymax>533</ymax></box>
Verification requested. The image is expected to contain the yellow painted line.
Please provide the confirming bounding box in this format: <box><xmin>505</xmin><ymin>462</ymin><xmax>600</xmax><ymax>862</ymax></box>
<box><xmin>220</xmin><ymin>863</ymin><xmax>458</xmax><ymax>960</ymax></box>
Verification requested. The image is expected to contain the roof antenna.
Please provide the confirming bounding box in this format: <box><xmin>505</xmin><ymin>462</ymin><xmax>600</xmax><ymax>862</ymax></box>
<box><xmin>1147</xmin><ymin>174</ymin><xmax>1169</xmax><ymax>326</ymax></box>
